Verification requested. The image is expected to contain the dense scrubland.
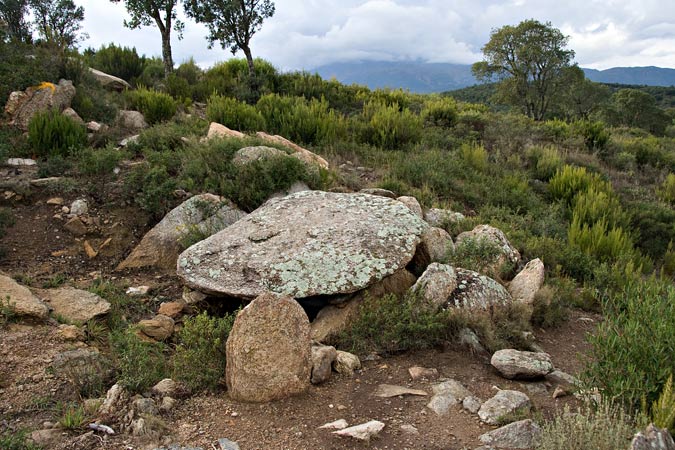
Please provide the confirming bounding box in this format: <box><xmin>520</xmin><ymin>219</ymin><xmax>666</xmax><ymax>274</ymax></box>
<box><xmin>1</xmin><ymin>16</ymin><xmax>675</xmax><ymax>448</ymax></box>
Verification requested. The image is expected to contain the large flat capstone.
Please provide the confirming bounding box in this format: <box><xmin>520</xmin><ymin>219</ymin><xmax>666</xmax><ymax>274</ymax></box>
<box><xmin>177</xmin><ymin>191</ymin><xmax>427</xmax><ymax>299</ymax></box>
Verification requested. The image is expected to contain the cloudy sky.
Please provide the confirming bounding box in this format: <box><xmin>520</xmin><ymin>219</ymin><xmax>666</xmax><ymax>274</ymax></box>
<box><xmin>74</xmin><ymin>0</ymin><xmax>675</xmax><ymax>71</ymax></box>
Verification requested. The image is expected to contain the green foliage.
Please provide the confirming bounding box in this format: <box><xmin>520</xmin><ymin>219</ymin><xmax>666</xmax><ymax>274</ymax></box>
<box><xmin>0</xmin><ymin>295</ymin><xmax>18</xmax><ymax>327</ymax></box>
<box><xmin>526</xmin><ymin>145</ymin><xmax>563</xmax><ymax>181</ymax></box>
<box><xmin>531</xmin><ymin>284</ymin><xmax>570</xmax><ymax>328</ymax></box>
<box><xmin>89</xmin><ymin>279</ymin><xmax>151</xmax><ymax>331</ymax></box>
<box><xmin>603</xmin><ymin>88</ymin><xmax>671</xmax><ymax>135</ymax></box>
<box><xmin>110</xmin><ymin>329</ymin><xmax>168</xmax><ymax>394</ymax></box>
<box><xmin>549</xmin><ymin>165</ymin><xmax>610</xmax><ymax>205</ymax></box>
<box><xmin>256</xmin><ymin>93</ymin><xmax>343</xmax><ymax>145</ymax></box>
<box><xmin>126</xmin><ymin>87</ymin><xmax>177</xmax><ymax>124</ymax></box>
<box><xmin>57</xmin><ymin>402</ymin><xmax>87</xmax><ymax>429</ymax></box>
<box><xmin>87</xmin><ymin>43</ymin><xmax>145</xmax><ymax>82</ymax></box>
<box><xmin>0</xmin><ymin>40</ymin><xmax>60</xmax><ymax>106</ymax></box>
<box><xmin>360</xmin><ymin>99</ymin><xmax>422</xmax><ymax>149</ymax></box>
<box><xmin>277</xmin><ymin>71</ymin><xmax>362</xmax><ymax>113</ymax></box>
<box><xmin>644</xmin><ymin>374</ymin><xmax>675</xmax><ymax>433</ymax></box>
<box><xmin>568</xmin><ymin>215</ymin><xmax>634</xmax><ymax>263</ymax></box>
<box><xmin>0</xmin><ymin>429</ymin><xmax>42</xmax><ymax>450</ymax></box>
<box><xmin>27</xmin><ymin>109</ymin><xmax>87</xmax><ymax>158</ymax></box>
<box><xmin>459</xmin><ymin>142</ymin><xmax>488</xmax><ymax>172</ymax></box>
<box><xmin>446</xmin><ymin>237</ymin><xmax>504</xmax><ymax>276</ymax></box>
<box><xmin>572</xmin><ymin>187</ymin><xmax>629</xmax><ymax>229</ymax></box>
<box><xmin>629</xmin><ymin>201</ymin><xmax>675</xmax><ymax>260</ymax></box>
<box><xmin>421</xmin><ymin>97</ymin><xmax>458</xmax><ymax>127</ymax></box>
<box><xmin>126</xmin><ymin>164</ymin><xmax>178</xmax><ymax>219</ymax></box>
<box><xmin>77</xmin><ymin>147</ymin><xmax>126</xmax><ymax>176</ymax></box>
<box><xmin>172</xmin><ymin>311</ymin><xmax>237</xmax><ymax>391</ymax></box>
<box><xmin>30</xmin><ymin>0</ymin><xmax>86</xmax><ymax>51</ymax></box>
<box><xmin>572</xmin><ymin>120</ymin><xmax>610</xmax><ymax>153</ymax></box>
<box><xmin>207</xmin><ymin>94</ymin><xmax>265</xmax><ymax>131</ymax></box>
<box><xmin>536</xmin><ymin>404</ymin><xmax>636</xmax><ymax>450</ymax></box>
<box><xmin>584</xmin><ymin>279</ymin><xmax>675</xmax><ymax>412</ymax></box>
<box><xmin>657</xmin><ymin>173</ymin><xmax>675</xmax><ymax>205</ymax></box>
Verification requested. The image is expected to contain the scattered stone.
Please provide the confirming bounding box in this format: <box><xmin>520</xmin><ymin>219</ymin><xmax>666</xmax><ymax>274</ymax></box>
<box><xmin>87</xmin><ymin>121</ymin><xmax>103</xmax><ymax>132</ymax></box>
<box><xmin>232</xmin><ymin>146</ymin><xmax>287</xmax><ymax>166</ymax></box>
<box><xmin>463</xmin><ymin>395</ymin><xmax>482</xmax><ymax>413</ymax></box>
<box><xmin>311</xmin><ymin>344</ymin><xmax>338</xmax><ymax>385</ymax></box>
<box><xmin>478</xmin><ymin>390</ymin><xmax>532</xmax><ymax>425</ymax></box>
<box><xmin>552</xmin><ymin>387</ymin><xmax>568</xmax><ymax>399</ymax></box>
<box><xmin>401</xmin><ymin>424</ymin><xmax>419</xmax><ymax>435</ymax></box>
<box><xmin>424</xmin><ymin>208</ymin><xmax>465</xmax><ymax>229</ymax></box>
<box><xmin>206</xmin><ymin>122</ymin><xmax>245</xmax><ymax>140</ymax></box>
<box><xmin>178</xmin><ymin>191</ymin><xmax>427</xmax><ymax>299</ymax></box>
<box><xmin>138</xmin><ymin>315</ymin><xmax>175</xmax><ymax>341</ymax></box>
<box><xmin>37</xmin><ymin>286</ymin><xmax>111</xmax><ymax>323</ymax></box>
<box><xmin>333</xmin><ymin>351</ymin><xmax>361</xmax><ymax>376</ymax></box>
<box><xmin>84</xmin><ymin>240</ymin><xmax>98</xmax><ymax>259</ymax></box>
<box><xmin>409</xmin><ymin>366</ymin><xmax>439</xmax><ymax>381</ymax></box>
<box><xmin>397</xmin><ymin>196</ymin><xmax>423</xmax><ymax>218</ymax></box>
<box><xmin>182</xmin><ymin>289</ymin><xmax>207</xmax><ymax>305</ymax></box>
<box><xmin>426</xmin><ymin>393</ymin><xmax>460</xmax><ymax>416</ymax></box>
<box><xmin>374</xmin><ymin>384</ymin><xmax>428</xmax><ymax>398</ymax></box>
<box><xmin>70</xmin><ymin>199</ymin><xmax>89</xmax><ymax>216</ymax></box>
<box><xmin>46</xmin><ymin>197</ymin><xmax>64</xmax><ymax>205</ymax></box>
<box><xmin>88</xmin><ymin>423</ymin><xmax>115</xmax><ymax>435</ymax></box>
<box><xmin>459</xmin><ymin>327</ymin><xmax>488</xmax><ymax>355</ymax></box>
<box><xmin>57</xmin><ymin>324</ymin><xmax>85</xmax><ymax>341</ymax></box>
<box><xmin>226</xmin><ymin>293</ymin><xmax>311</xmax><ymax>402</ymax></box>
<box><xmin>117</xmin><ymin>110</ymin><xmax>148</xmax><ymax>130</ymax></box>
<box><xmin>433</xmin><ymin>379</ymin><xmax>472</xmax><ymax>399</ymax></box>
<box><xmin>126</xmin><ymin>286</ymin><xmax>151</xmax><ymax>297</ymax></box>
<box><xmin>30</xmin><ymin>177</ymin><xmax>63</xmax><ymax>187</ymax></box>
<box><xmin>545</xmin><ymin>369</ymin><xmax>579</xmax><ymax>388</ymax></box>
<box><xmin>479</xmin><ymin>419</ymin><xmax>542</xmax><ymax>449</ymax></box>
<box><xmin>508</xmin><ymin>258</ymin><xmax>545</xmax><ymax>309</ymax></box>
<box><xmin>410</xmin><ymin>263</ymin><xmax>458</xmax><ymax>312</ymax></box>
<box><xmin>89</xmin><ymin>68</ymin><xmax>132</xmax><ymax>91</ymax></box>
<box><xmin>359</xmin><ymin>188</ymin><xmax>396</xmax><ymax>198</ymax></box>
<box><xmin>218</xmin><ymin>438</ymin><xmax>241</xmax><ymax>450</ymax></box>
<box><xmin>319</xmin><ymin>419</ymin><xmax>348</xmax><ymax>430</ymax></box>
<box><xmin>7</xmin><ymin>158</ymin><xmax>37</xmax><ymax>166</ymax></box>
<box><xmin>160</xmin><ymin>396</ymin><xmax>176</xmax><ymax>412</ymax></box>
<box><xmin>30</xmin><ymin>429</ymin><xmax>63</xmax><ymax>448</ymax></box>
<box><xmin>0</xmin><ymin>273</ymin><xmax>49</xmax><ymax>319</ymax></box>
<box><xmin>256</xmin><ymin>131</ymin><xmax>329</xmax><ymax>169</ymax></box>
<box><xmin>525</xmin><ymin>382</ymin><xmax>549</xmax><ymax>395</ymax></box>
<box><xmin>157</xmin><ymin>301</ymin><xmax>184</xmax><ymax>318</ymax></box>
<box><xmin>456</xmin><ymin>225</ymin><xmax>521</xmax><ymax>272</ymax></box>
<box><xmin>333</xmin><ymin>420</ymin><xmax>385</xmax><ymax>441</ymax></box>
<box><xmin>447</xmin><ymin>269</ymin><xmax>512</xmax><ymax>310</ymax></box>
<box><xmin>491</xmin><ymin>349</ymin><xmax>554</xmax><ymax>380</ymax></box>
<box><xmin>630</xmin><ymin>424</ymin><xmax>675</xmax><ymax>450</ymax></box>
<box><xmin>152</xmin><ymin>379</ymin><xmax>181</xmax><ymax>397</ymax></box>
<box><xmin>119</xmin><ymin>135</ymin><xmax>139</xmax><ymax>147</ymax></box>
<box><xmin>118</xmin><ymin>194</ymin><xmax>246</xmax><ymax>271</ymax></box>
<box><xmin>132</xmin><ymin>397</ymin><xmax>159</xmax><ymax>416</ymax></box>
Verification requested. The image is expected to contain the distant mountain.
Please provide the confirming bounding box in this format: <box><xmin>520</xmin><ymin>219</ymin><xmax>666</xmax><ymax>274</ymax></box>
<box><xmin>313</xmin><ymin>61</ymin><xmax>675</xmax><ymax>93</ymax></box>
<box><xmin>583</xmin><ymin>67</ymin><xmax>675</xmax><ymax>87</ymax></box>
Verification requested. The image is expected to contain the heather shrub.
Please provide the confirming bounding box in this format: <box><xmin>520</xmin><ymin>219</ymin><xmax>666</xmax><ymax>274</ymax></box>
<box><xmin>28</xmin><ymin>109</ymin><xmax>87</xmax><ymax>157</ymax></box>
<box><xmin>549</xmin><ymin>165</ymin><xmax>610</xmax><ymax>204</ymax></box>
<box><xmin>572</xmin><ymin>187</ymin><xmax>629</xmax><ymax>229</ymax></box>
<box><xmin>360</xmin><ymin>99</ymin><xmax>423</xmax><ymax>149</ymax></box>
<box><xmin>421</xmin><ymin>97</ymin><xmax>458</xmax><ymax>128</ymax></box>
<box><xmin>526</xmin><ymin>145</ymin><xmax>563</xmax><ymax>181</ymax></box>
<box><xmin>207</xmin><ymin>94</ymin><xmax>265</xmax><ymax>132</ymax></box>
<box><xmin>126</xmin><ymin>87</ymin><xmax>177</xmax><ymax>124</ymax></box>
<box><xmin>657</xmin><ymin>173</ymin><xmax>675</xmax><ymax>205</ymax></box>
<box><xmin>568</xmin><ymin>215</ymin><xmax>634</xmax><ymax>263</ymax></box>
<box><xmin>110</xmin><ymin>329</ymin><xmax>168</xmax><ymax>394</ymax></box>
<box><xmin>459</xmin><ymin>142</ymin><xmax>488</xmax><ymax>172</ymax></box>
<box><xmin>572</xmin><ymin>119</ymin><xmax>611</xmax><ymax>153</ymax></box>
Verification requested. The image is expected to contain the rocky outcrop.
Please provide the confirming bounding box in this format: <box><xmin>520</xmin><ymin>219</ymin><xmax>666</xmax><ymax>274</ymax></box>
<box><xmin>408</xmin><ymin>227</ymin><xmax>454</xmax><ymax>275</ymax></box>
<box><xmin>446</xmin><ymin>268</ymin><xmax>512</xmax><ymax>310</ymax></box>
<box><xmin>118</xmin><ymin>194</ymin><xmax>246</xmax><ymax>271</ymax></box>
<box><xmin>0</xmin><ymin>273</ymin><xmax>49</xmax><ymax>319</ymax></box>
<box><xmin>256</xmin><ymin>132</ymin><xmax>329</xmax><ymax>169</ymax></box>
<box><xmin>410</xmin><ymin>263</ymin><xmax>458</xmax><ymax>312</ymax></box>
<box><xmin>178</xmin><ymin>191</ymin><xmax>427</xmax><ymax>299</ymax></box>
<box><xmin>424</xmin><ymin>208</ymin><xmax>465</xmax><ymax>229</ymax></box>
<box><xmin>455</xmin><ymin>225</ymin><xmax>520</xmax><ymax>273</ymax></box>
<box><xmin>206</xmin><ymin>122</ymin><xmax>245</xmax><ymax>140</ymax></box>
<box><xmin>397</xmin><ymin>196</ymin><xmax>423</xmax><ymax>218</ymax></box>
<box><xmin>36</xmin><ymin>286</ymin><xmax>110</xmax><ymax>323</ymax></box>
<box><xmin>89</xmin><ymin>68</ymin><xmax>132</xmax><ymax>91</ymax></box>
<box><xmin>491</xmin><ymin>349</ymin><xmax>554</xmax><ymax>380</ymax></box>
<box><xmin>5</xmin><ymin>79</ymin><xmax>76</xmax><ymax>130</ymax></box>
<box><xmin>232</xmin><ymin>146</ymin><xmax>287</xmax><ymax>166</ymax></box>
<box><xmin>226</xmin><ymin>293</ymin><xmax>311</xmax><ymax>402</ymax></box>
<box><xmin>508</xmin><ymin>258</ymin><xmax>545</xmax><ymax>307</ymax></box>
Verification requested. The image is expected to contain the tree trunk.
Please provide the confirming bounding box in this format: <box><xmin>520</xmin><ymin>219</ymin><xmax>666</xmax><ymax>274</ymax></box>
<box><xmin>161</xmin><ymin>30</ymin><xmax>174</xmax><ymax>78</ymax></box>
<box><xmin>242</xmin><ymin>45</ymin><xmax>255</xmax><ymax>76</ymax></box>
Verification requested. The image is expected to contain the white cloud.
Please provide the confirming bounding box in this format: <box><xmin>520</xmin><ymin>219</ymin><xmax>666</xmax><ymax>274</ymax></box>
<box><xmin>74</xmin><ymin>0</ymin><xmax>675</xmax><ymax>70</ymax></box>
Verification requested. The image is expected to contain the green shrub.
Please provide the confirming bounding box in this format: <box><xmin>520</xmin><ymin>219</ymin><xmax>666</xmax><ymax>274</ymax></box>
<box><xmin>126</xmin><ymin>165</ymin><xmax>178</xmax><ymax>220</ymax></box>
<box><xmin>0</xmin><ymin>429</ymin><xmax>42</xmax><ymax>450</ymax></box>
<box><xmin>166</xmin><ymin>73</ymin><xmax>192</xmax><ymax>102</ymax></box>
<box><xmin>172</xmin><ymin>311</ymin><xmax>237</xmax><ymax>391</ymax></box>
<box><xmin>77</xmin><ymin>147</ymin><xmax>125</xmax><ymax>176</ymax></box>
<box><xmin>568</xmin><ymin>215</ymin><xmax>634</xmax><ymax>263</ymax></box>
<box><xmin>360</xmin><ymin>100</ymin><xmax>422</xmax><ymax>149</ymax></box>
<box><xmin>277</xmin><ymin>71</ymin><xmax>362</xmax><ymax>113</ymax></box>
<box><xmin>657</xmin><ymin>173</ymin><xmax>675</xmax><ymax>205</ymax></box>
<box><xmin>526</xmin><ymin>145</ymin><xmax>563</xmax><ymax>181</ymax></box>
<box><xmin>572</xmin><ymin>120</ymin><xmax>611</xmax><ymax>153</ymax></box>
<box><xmin>134</xmin><ymin>57</ymin><xmax>164</xmax><ymax>88</ymax></box>
<box><xmin>572</xmin><ymin>187</ymin><xmax>629</xmax><ymax>229</ymax></box>
<box><xmin>549</xmin><ymin>165</ymin><xmax>610</xmax><ymax>205</ymax></box>
<box><xmin>256</xmin><ymin>93</ymin><xmax>343</xmax><ymax>145</ymax></box>
<box><xmin>584</xmin><ymin>278</ymin><xmax>675</xmax><ymax>412</ymax></box>
<box><xmin>531</xmin><ymin>284</ymin><xmax>569</xmax><ymax>328</ymax></box>
<box><xmin>57</xmin><ymin>402</ymin><xmax>87</xmax><ymax>430</ymax></box>
<box><xmin>644</xmin><ymin>374</ymin><xmax>675</xmax><ymax>434</ymax></box>
<box><xmin>446</xmin><ymin>237</ymin><xmax>505</xmax><ymax>277</ymax></box>
<box><xmin>421</xmin><ymin>97</ymin><xmax>458</xmax><ymax>127</ymax></box>
<box><xmin>87</xmin><ymin>43</ymin><xmax>145</xmax><ymax>83</ymax></box>
<box><xmin>110</xmin><ymin>329</ymin><xmax>168</xmax><ymax>394</ymax></box>
<box><xmin>28</xmin><ymin>109</ymin><xmax>87</xmax><ymax>158</ymax></box>
<box><xmin>536</xmin><ymin>404</ymin><xmax>636</xmax><ymax>450</ymax></box>
<box><xmin>539</xmin><ymin>118</ymin><xmax>571</xmax><ymax>142</ymax></box>
<box><xmin>207</xmin><ymin>95</ymin><xmax>265</xmax><ymax>132</ymax></box>
<box><xmin>126</xmin><ymin>87</ymin><xmax>177</xmax><ymax>124</ymax></box>
<box><xmin>459</xmin><ymin>142</ymin><xmax>488</xmax><ymax>172</ymax></box>
<box><xmin>629</xmin><ymin>201</ymin><xmax>675</xmax><ymax>260</ymax></box>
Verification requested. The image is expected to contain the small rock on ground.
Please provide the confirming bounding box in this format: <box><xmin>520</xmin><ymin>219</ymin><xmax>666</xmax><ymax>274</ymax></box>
<box><xmin>333</xmin><ymin>420</ymin><xmax>385</xmax><ymax>441</ymax></box>
<box><xmin>479</xmin><ymin>419</ymin><xmax>542</xmax><ymax>449</ymax></box>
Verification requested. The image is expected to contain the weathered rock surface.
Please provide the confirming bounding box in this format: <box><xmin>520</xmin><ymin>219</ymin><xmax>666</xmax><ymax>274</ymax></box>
<box><xmin>37</xmin><ymin>286</ymin><xmax>110</xmax><ymax>323</ymax></box>
<box><xmin>424</xmin><ymin>208</ymin><xmax>465</xmax><ymax>229</ymax></box>
<box><xmin>51</xmin><ymin>348</ymin><xmax>114</xmax><ymax>388</ymax></box>
<box><xmin>630</xmin><ymin>424</ymin><xmax>675</xmax><ymax>450</ymax></box>
<box><xmin>463</xmin><ymin>395</ymin><xmax>482</xmax><ymax>413</ymax></box>
<box><xmin>117</xmin><ymin>110</ymin><xmax>148</xmax><ymax>130</ymax></box>
<box><xmin>64</xmin><ymin>217</ymin><xmax>88</xmax><ymax>236</ymax></box>
<box><xmin>397</xmin><ymin>196</ymin><xmax>423</xmax><ymax>218</ymax></box>
<box><xmin>478</xmin><ymin>390</ymin><xmax>531</xmax><ymax>425</ymax></box>
<box><xmin>310</xmin><ymin>269</ymin><xmax>416</xmax><ymax>342</ymax></box>
<box><xmin>455</xmin><ymin>225</ymin><xmax>520</xmax><ymax>272</ymax></box>
<box><xmin>426</xmin><ymin>380</ymin><xmax>472</xmax><ymax>416</ymax></box>
<box><xmin>70</xmin><ymin>198</ymin><xmax>88</xmax><ymax>216</ymax></box>
<box><xmin>6</xmin><ymin>79</ymin><xmax>76</xmax><ymax>130</ymax></box>
<box><xmin>99</xmin><ymin>383</ymin><xmax>129</xmax><ymax>415</ymax></box>
<box><xmin>89</xmin><ymin>68</ymin><xmax>132</xmax><ymax>91</ymax></box>
<box><xmin>508</xmin><ymin>258</ymin><xmax>545</xmax><ymax>307</ymax></box>
<box><xmin>333</xmin><ymin>351</ymin><xmax>361</xmax><ymax>376</ymax></box>
<box><xmin>408</xmin><ymin>227</ymin><xmax>454</xmax><ymax>275</ymax></box>
<box><xmin>62</xmin><ymin>107</ymin><xmax>83</xmax><ymax>124</ymax></box>
<box><xmin>178</xmin><ymin>191</ymin><xmax>427</xmax><ymax>299</ymax></box>
<box><xmin>479</xmin><ymin>419</ymin><xmax>541</xmax><ymax>449</ymax></box>
<box><xmin>226</xmin><ymin>293</ymin><xmax>311</xmax><ymax>402</ymax></box>
<box><xmin>138</xmin><ymin>315</ymin><xmax>175</xmax><ymax>341</ymax></box>
<box><xmin>410</xmin><ymin>263</ymin><xmax>458</xmax><ymax>312</ymax></box>
<box><xmin>360</xmin><ymin>188</ymin><xmax>397</xmax><ymax>198</ymax></box>
<box><xmin>232</xmin><ymin>146</ymin><xmax>287</xmax><ymax>166</ymax></box>
<box><xmin>256</xmin><ymin>131</ymin><xmax>329</xmax><ymax>169</ymax></box>
<box><xmin>491</xmin><ymin>349</ymin><xmax>554</xmax><ymax>380</ymax></box>
<box><xmin>333</xmin><ymin>421</ymin><xmax>385</xmax><ymax>441</ymax></box>
<box><xmin>446</xmin><ymin>268</ymin><xmax>512</xmax><ymax>310</ymax></box>
<box><xmin>206</xmin><ymin>122</ymin><xmax>245</xmax><ymax>140</ymax></box>
<box><xmin>319</xmin><ymin>419</ymin><xmax>349</xmax><ymax>430</ymax></box>
<box><xmin>409</xmin><ymin>366</ymin><xmax>439</xmax><ymax>381</ymax></box>
<box><xmin>374</xmin><ymin>384</ymin><xmax>428</xmax><ymax>398</ymax></box>
<box><xmin>0</xmin><ymin>273</ymin><xmax>49</xmax><ymax>319</ymax></box>
<box><xmin>119</xmin><ymin>194</ymin><xmax>246</xmax><ymax>271</ymax></box>
<box><xmin>311</xmin><ymin>344</ymin><xmax>337</xmax><ymax>385</ymax></box>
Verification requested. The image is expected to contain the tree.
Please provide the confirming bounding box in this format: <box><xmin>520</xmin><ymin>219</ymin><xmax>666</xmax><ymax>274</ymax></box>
<box><xmin>183</xmin><ymin>0</ymin><xmax>275</xmax><ymax>76</ymax></box>
<box><xmin>473</xmin><ymin>19</ymin><xmax>575</xmax><ymax>121</ymax></box>
<box><xmin>109</xmin><ymin>0</ymin><xmax>184</xmax><ymax>78</ymax></box>
<box><xmin>30</xmin><ymin>0</ymin><xmax>86</xmax><ymax>51</ymax></box>
<box><xmin>554</xmin><ymin>66</ymin><xmax>611</xmax><ymax>119</ymax></box>
<box><xmin>0</xmin><ymin>0</ymin><xmax>31</xmax><ymax>42</ymax></box>
<box><xmin>602</xmin><ymin>88</ymin><xmax>671</xmax><ymax>135</ymax></box>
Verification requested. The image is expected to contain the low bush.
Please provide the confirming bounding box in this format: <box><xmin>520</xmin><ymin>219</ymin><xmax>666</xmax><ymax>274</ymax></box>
<box><xmin>360</xmin><ymin>100</ymin><xmax>422</xmax><ymax>149</ymax></box>
<box><xmin>572</xmin><ymin>119</ymin><xmax>611</xmax><ymax>153</ymax></box>
<box><xmin>172</xmin><ymin>311</ymin><xmax>237</xmax><ymax>391</ymax></box>
<box><xmin>643</xmin><ymin>374</ymin><xmax>675</xmax><ymax>434</ymax></box>
<box><xmin>126</xmin><ymin>165</ymin><xmax>178</xmax><ymax>220</ymax></box>
<box><xmin>28</xmin><ymin>109</ymin><xmax>87</xmax><ymax>158</ymax></box>
<box><xmin>572</xmin><ymin>187</ymin><xmax>629</xmax><ymax>229</ymax></box>
<box><xmin>421</xmin><ymin>97</ymin><xmax>458</xmax><ymax>128</ymax></box>
<box><xmin>549</xmin><ymin>165</ymin><xmax>610</xmax><ymax>205</ymax></box>
<box><xmin>87</xmin><ymin>43</ymin><xmax>145</xmax><ymax>83</ymax></box>
<box><xmin>0</xmin><ymin>429</ymin><xmax>42</xmax><ymax>450</ymax></box>
<box><xmin>446</xmin><ymin>237</ymin><xmax>505</xmax><ymax>277</ymax></box>
<box><xmin>657</xmin><ymin>173</ymin><xmax>675</xmax><ymax>205</ymax></box>
<box><xmin>207</xmin><ymin>95</ymin><xmax>265</xmax><ymax>132</ymax></box>
<box><xmin>459</xmin><ymin>142</ymin><xmax>488</xmax><ymax>172</ymax></box>
<box><xmin>526</xmin><ymin>145</ymin><xmax>563</xmax><ymax>181</ymax></box>
<box><xmin>110</xmin><ymin>329</ymin><xmax>168</xmax><ymax>394</ymax></box>
<box><xmin>126</xmin><ymin>87</ymin><xmax>177</xmax><ymax>124</ymax></box>
<box><xmin>77</xmin><ymin>147</ymin><xmax>126</xmax><ymax>176</ymax></box>
<box><xmin>57</xmin><ymin>402</ymin><xmax>87</xmax><ymax>430</ymax></box>
<box><xmin>568</xmin><ymin>215</ymin><xmax>634</xmax><ymax>263</ymax></box>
